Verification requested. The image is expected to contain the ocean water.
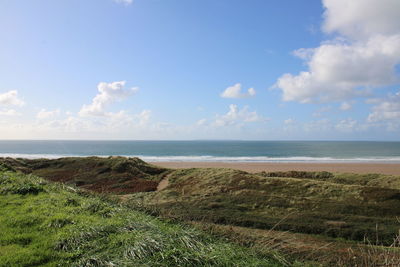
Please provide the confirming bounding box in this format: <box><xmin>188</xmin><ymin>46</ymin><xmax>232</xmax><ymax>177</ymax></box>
<box><xmin>0</xmin><ymin>140</ymin><xmax>399</xmax><ymax>162</ymax></box>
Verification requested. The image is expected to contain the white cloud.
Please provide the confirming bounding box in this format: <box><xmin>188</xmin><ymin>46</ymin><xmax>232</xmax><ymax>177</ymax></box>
<box><xmin>214</xmin><ymin>104</ymin><xmax>263</xmax><ymax>127</ymax></box>
<box><xmin>275</xmin><ymin>0</ymin><xmax>400</xmax><ymax>104</ymax></box>
<box><xmin>79</xmin><ymin>81</ymin><xmax>138</xmax><ymax>117</ymax></box>
<box><xmin>340</xmin><ymin>102</ymin><xmax>352</xmax><ymax>111</ymax></box>
<box><xmin>276</xmin><ymin>36</ymin><xmax>400</xmax><ymax>103</ymax></box>
<box><xmin>0</xmin><ymin>109</ymin><xmax>20</xmax><ymax>116</ymax></box>
<box><xmin>220</xmin><ymin>83</ymin><xmax>256</xmax><ymax>99</ymax></box>
<box><xmin>322</xmin><ymin>0</ymin><xmax>400</xmax><ymax>40</ymax></box>
<box><xmin>36</xmin><ymin>109</ymin><xmax>60</xmax><ymax>119</ymax></box>
<box><xmin>0</xmin><ymin>90</ymin><xmax>24</xmax><ymax>107</ymax></box>
<box><xmin>367</xmin><ymin>92</ymin><xmax>400</xmax><ymax>123</ymax></box>
<box><xmin>113</xmin><ymin>0</ymin><xmax>133</xmax><ymax>5</ymax></box>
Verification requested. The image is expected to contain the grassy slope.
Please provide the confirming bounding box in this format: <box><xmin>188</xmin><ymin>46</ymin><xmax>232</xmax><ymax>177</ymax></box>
<box><xmin>128</xmin><ymin>168</ymin><xmax>400</xmax><ymax>245</ymax></box>
<box><xmin>0</xmin><ymin>169</ymin><xmax>282</xmax><ymax>267</ymax></box>
<box><xmin>2</xmin><ymin>157</ymin><xmax>400</xmax><ymax>265</ymax></box>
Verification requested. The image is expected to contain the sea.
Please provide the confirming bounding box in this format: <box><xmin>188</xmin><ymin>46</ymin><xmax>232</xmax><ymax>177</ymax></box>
<box><xmin>0</xmin><ymin>140</ymin><xmax>399</xmax><ymax>163</ymax></box>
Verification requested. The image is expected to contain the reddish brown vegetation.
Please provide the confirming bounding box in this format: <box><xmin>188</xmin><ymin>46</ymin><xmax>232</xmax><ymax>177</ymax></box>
<box><xmin>0</xmin><ymin>156</ymin><xmax>169</xmax><ymax>194</ymax></box>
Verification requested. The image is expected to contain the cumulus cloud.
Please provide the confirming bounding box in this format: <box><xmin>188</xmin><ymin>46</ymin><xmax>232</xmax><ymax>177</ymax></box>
<box><xmin>322</xmin><ymin>0</ymin><xmax>400</xmax><ymax>39</ymax></box>
<box><xmin>275</xmin><ymin>0</ymin><xmax>400</xmax><ymax>104</ymax></box>
<box><xmin>79</xmin><ymin>81</ymin><xmax>138</xmax><ymax>117</ymax></box>
<box><xmin>36</xmin><ymin>109</ymin><xmax>60</xmax><ymax>119</ymax></box>
<box><xmin>276</xmin><ymin>36</ymin><xmax>400</xmax><ymax>103</ymax></box>
<box><xmin>367</xmin><ymin>92</ymin><xmax>400</xmax><ymax>123</ymax></box>
<box><xmin>113</xmin><ymin>0</ymin><xmax>133</xmax><ymax>5</ymax></box>
<box><xmin>214</xmin><ymin>104</ymin><xmax>263</xmax><ymax>127</ymax></box>
<box><xmin>0</xmin><ymin>90</ymin><xmax>24</xmax><ymax>107</ymax></box>
<box><xmin>220</xmin><ymin>83</ymin><xmax>256</xmax><ymax>99</ymax></box>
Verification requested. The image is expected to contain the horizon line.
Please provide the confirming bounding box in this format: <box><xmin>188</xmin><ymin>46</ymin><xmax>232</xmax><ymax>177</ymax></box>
<box><xmin>0</xmin><ymin>139</ymin><xmax>399</xmax><ymax>142</ymax></box>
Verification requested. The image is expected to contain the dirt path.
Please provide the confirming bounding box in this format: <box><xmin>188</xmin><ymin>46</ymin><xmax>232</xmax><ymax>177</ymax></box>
<box><xmin>156</xmin><ymin>176</ymin><xmax>169</xmax><ymax>191</ymax></box>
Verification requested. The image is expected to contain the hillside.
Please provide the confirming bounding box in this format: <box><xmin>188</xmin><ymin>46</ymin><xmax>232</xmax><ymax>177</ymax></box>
<box><xmin>0</xmin><ymin>157</ymin><xmax>169</xmax><ymax>193</ymax></box>
<box><xmin>2</xmin><ymin>157</ymin><xmax>400</xmax><ymax>266</ymax></box>
<box><xmin>0</xmin><ymin>167</ymin><xmax>283</xmax><ymax>267</ymax></box>
<box><xmin>127</xmin><ymin>168</ymin><xmax>400</xmax><ymax>245</ymax></box>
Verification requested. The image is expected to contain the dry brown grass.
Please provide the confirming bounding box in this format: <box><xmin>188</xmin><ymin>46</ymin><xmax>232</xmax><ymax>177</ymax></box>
<box><xmin>336</xmin><ymin>232</ymin><xmax>400</xmax><ymax>267</ymax></box>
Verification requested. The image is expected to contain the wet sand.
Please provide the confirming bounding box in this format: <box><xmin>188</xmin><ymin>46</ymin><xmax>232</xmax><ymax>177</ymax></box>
<box><xmin>150</xmin><ymin>162</ymin><xmax>400</xmax><ymax>175</ymax></box>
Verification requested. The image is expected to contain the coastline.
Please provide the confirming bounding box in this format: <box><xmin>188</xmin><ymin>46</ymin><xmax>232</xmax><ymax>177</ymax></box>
<box><xmin>150</xmin><ymin>161</ymin><xmax>400</xmax><ymax>175</ymax></box>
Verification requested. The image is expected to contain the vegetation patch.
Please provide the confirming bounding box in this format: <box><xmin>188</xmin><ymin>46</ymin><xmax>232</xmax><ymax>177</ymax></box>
<box><xmin>0</xmin><ymin>169</ymin><xmax>283</xmax><ymax>267</ymax></box>
<box><xmin>128</xmin><ymin>168</ymin><xmax>400</xmax><ymax>245</ymax></box>
<box><xmin>0</xmin><ymin>156</ymin><xmax>170</xmax><ymax>194</ymax></box>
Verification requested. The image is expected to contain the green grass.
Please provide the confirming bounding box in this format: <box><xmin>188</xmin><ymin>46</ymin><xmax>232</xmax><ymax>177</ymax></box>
<box><xmin>0</xmin><ymin>169</ymin><xmax>283</xmax><ymax>267</ymax></box>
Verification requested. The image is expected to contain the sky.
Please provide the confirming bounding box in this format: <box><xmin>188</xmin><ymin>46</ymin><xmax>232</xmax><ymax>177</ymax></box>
<box><xmin>0</xmin><ymin>0</ymin><xmax>399</xmax><ymax>140</ymax></box>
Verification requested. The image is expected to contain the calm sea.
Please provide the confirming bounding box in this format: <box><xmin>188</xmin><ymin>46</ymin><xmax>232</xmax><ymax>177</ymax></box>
<box><xmin>0</xmin><ymin>140</ymin><xmax>399</xmax><ymax>162</ymax></box>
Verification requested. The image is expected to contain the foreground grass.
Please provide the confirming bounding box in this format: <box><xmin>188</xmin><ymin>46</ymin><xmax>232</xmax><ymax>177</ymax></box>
<box><xmin>189</xmin><ymin>222</ymin><xmax>400</xmax><ymax>267</ymax></box>
<box><xmin>0</xmin><ymin>169</ymin><xmax>283</xmax><ymax>267</ymax></box>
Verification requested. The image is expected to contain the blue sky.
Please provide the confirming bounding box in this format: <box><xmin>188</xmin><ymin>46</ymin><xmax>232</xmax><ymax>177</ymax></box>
<box><xmin>0</xmin><ymin>0</ymin><xmax>399</xmax><ymax>140</ymax></box>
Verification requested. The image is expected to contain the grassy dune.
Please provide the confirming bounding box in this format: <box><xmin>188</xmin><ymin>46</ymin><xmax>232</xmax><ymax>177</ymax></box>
<box><xmin>0</xmin><ymin>168</ymin><xmax>282</xmax><ymax>267</ymax></box>
<box><xmin>128</xmin><ymin>168</ymin><xmax>400</xmax><ymax>244</ymax></box>
<box><xmin>2</xmin><ymin>157</ymin><xmax>400</xmax><ymax>266</ymax></box>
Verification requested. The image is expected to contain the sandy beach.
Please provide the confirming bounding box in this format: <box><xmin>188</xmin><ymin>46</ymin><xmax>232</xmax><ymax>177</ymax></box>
<box><xmin>151</xmin><ymin>162</ymin><xmax>400</xmax><ymax>175</ymax></box>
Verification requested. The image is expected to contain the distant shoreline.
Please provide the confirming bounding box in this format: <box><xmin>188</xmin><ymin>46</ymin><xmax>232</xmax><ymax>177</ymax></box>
<box><xmin>151</xmin><ymin>161</ymin><xmax>400</xmax><ymax>175</ymax></box>
<box><xmin>1</xmin><ymin>154</ymin><xmax>400</xmax><ymax>163</ymax></box>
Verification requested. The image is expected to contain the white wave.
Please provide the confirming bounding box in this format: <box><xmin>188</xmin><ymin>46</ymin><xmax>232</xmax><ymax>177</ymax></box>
<box><xmin>0</xmin><ymin>153</ymin><xmax>72</xmax><ymax>159</ymax></box>
<box><xmin>1</xmin><ymin>153</ymin><xmax>400</xmax><ymax>163</ymax></box>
